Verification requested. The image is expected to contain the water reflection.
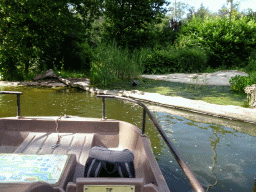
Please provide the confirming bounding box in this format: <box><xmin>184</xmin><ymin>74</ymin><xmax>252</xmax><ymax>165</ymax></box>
<box><xmin>150</xmin><ymin>107</ymin><xmax>256</xmax><ymax>192</ymax></box>
<box><xmin>207</xmin><ymin>127</ymin><xmax>219</xmax><ymax>191</ymax></box>
<box><xmin>207</xmin><ymin>124</ymin><xmax>234</xmax><ymax>191</ymax></box>
<box><xmin>1</xmin><ymin>86</ymin><xmax>256</xmax><ymax>191</ymax></box>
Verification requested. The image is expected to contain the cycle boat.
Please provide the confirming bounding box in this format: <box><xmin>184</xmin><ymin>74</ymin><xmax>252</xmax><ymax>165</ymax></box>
<box><xmin>0</xmin><ymin>91</ymin><xmax>204</xmax><ymax>192</ymax></box>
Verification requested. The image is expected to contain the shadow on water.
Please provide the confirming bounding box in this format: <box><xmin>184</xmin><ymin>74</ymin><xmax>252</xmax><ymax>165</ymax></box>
<box><xmin>1</xmin><ymin>86</ymin><xmax>256</xmax><ymax>192</ymax></box>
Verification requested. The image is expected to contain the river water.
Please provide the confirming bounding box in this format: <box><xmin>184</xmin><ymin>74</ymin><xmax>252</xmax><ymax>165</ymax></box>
<box><xmin>1</xmin><ymin>86</ymin><xmax>256</xmax><ymax>192</ymax></box>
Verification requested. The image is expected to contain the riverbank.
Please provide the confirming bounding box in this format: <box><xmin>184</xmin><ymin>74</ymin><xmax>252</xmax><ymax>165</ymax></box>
<box><xmin>1</xmin><ymin>71</ymin><xmax>255</xmax><ymax>124</ymax></box>
<box><xmin>0</xmin><ymin>77</ymin><xmax>89</xmax><ymax>88</ymax></box>
<box><xmin>141</xmin><ymin>70</ymin><xmax>248</xmax><ymax>86</ymax></box>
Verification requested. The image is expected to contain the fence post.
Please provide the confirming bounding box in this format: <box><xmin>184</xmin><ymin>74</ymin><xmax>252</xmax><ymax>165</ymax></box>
<box><xmin>142</xmin><ymin>108</ymin><xmax>146</xmax><ymax>134</ymax></box>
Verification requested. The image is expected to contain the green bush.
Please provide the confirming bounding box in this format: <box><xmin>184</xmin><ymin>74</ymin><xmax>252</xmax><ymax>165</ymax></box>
<box><xmin>229</xmin><ymin>75</ymin><xmax>250</xmax><ymax>93</ymax></box>
<box><xmin>140</xmin><ymin>46</ymin><xmax>177</xmax><ymax>74</ymax></box>
<box><xmin>0</xmin><ymin>50</ymin><xmax>24</xmax><ymax>81</ymax></box>
<box><xmin>176</xmin><ymin>46</ymin><xmax>207</xmax><ymax>73</ymax></box>
<box><xmin>79</xmin><ymin>41</ymin><xmax>93</xmax><ymax>71</ymax></box>
<box><xmin>229</xmin><ymin>72</ymin><xmax>256</xmax><ymax>93</ymax></box>
<box><xmin>230</xmin><ymin>50</ymin><xmax>256</xmax><ymax>93</ymax></box>
<box><xmin>176</xmin><ymin>16</ymin><xmax>256</xmax><ymax>69</ymax></box>
<box><xmin>141</xmin><ymin>46</ymin><xmax>207</xmax><ymax>74</ymax></box>
<box><xmin>90</xmin><ymin>43</ymin><xmax>142</xmax><ymax>87</ymax></box>
<box><xmin>245</xmin><ymin>49</ymin><xmax>256</xmax><ymax>73</ymax></box>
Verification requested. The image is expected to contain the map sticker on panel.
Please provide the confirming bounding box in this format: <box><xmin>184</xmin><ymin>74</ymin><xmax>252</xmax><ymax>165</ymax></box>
<box><xmin>0</xmin><ymin>154</ymin><xmax>69</xmax><ymax>184</ymax></box>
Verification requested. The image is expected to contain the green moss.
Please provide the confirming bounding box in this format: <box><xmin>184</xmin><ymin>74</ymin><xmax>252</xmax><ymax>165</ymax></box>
<box><xmin>104</xmin><ymin>78</ymin><xmax>248</xmax><ymax>108</ymax></box>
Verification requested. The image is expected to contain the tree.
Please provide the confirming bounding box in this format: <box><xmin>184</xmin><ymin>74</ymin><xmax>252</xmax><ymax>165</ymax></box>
<box><xmin>218</xmin><ymin>1</ymin><xmax>241</xmax><ymax>18</ymax></box>
<box><xmin>69</xmin><ymin>0</ymin><xmax>104</xmax><ymax>40</ymax></box>
<box><xmin>0</xmin><ymin>0</ymin><xmax>98</xmax><ymax>80</ymax></box>
<box><xmin>241</xmin><ymin>8</ymin><xmax>256</xmax><ymax>20</ymax></box>
<box><xmin>168</xmin><ymin>1</ymin><xmax>190</xmax><ymax>21</ymax></box>
<box><xmin>186</xmin><ymin>3</ymin><xmax>218</xmax><ymax>21</ymax></box>
<box><xmin>186</xmin><ymin>6</ymin><xmax>195</xmax><ymax>20</ymax></box>
<box><xmin>102</xmin><ymin>0</ymin><xmax>168</xmax><ymax>49</ymax></box>
<box><xmin>194</xmin><ymin>3</ymin><xmax>212</xmax><ymax>19</ymax></box>
<box><xmin>218</xmin><ymin>4</ymin><xmax>229</xmax><ymax>17</ymax></box>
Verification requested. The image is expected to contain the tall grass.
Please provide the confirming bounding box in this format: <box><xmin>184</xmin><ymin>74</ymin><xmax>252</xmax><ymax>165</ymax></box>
<box><xmin>90</xmin><ymin>43</ymin><xmax>142</xmax><ymax>87</ymax></box>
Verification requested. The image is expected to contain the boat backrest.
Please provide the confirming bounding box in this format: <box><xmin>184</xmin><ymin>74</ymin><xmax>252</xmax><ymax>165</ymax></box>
<box><xmin>84</xmin><ymin>146</ymin><xmax>135</xmax><ymax>178</ymax></box>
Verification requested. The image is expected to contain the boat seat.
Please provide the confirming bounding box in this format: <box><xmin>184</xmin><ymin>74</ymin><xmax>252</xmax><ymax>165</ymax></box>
<box><xmin>84</xmin><ymin>146</ymin><xmax>135</xmax><ymax>178</ymax></box>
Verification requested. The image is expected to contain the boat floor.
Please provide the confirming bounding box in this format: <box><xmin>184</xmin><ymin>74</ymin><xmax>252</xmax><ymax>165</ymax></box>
<box><xmin>12</xmin><ymin>132</ymin><xmax>95</xmax><ymax>183</ymax></box>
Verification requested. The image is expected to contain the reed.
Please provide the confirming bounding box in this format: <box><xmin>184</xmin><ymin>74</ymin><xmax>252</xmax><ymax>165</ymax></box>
<box><xmin>90</xmin><ymin>42</ymin><xmax>142</xmax><ymax>87</ymax></box>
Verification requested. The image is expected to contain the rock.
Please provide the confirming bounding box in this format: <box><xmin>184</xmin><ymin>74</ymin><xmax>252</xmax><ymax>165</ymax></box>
<box><xmin>107</xmin><ymin>90</ymin><xmax>119</xmax><ymax>95</ymax></box>
<box><xmin>131</xmin><ymin>90</ymin><xmax>144</xmax><ymax>95</ymax></box>
<box><xmin>123</xmin><ymin>91</ymin><xmax>132</xmax><ymax>96</ymax></box>
<box><xmin>19</xmin><ymin>82</ymin><xmax>39</xmax><ymax>86</ymax></box>
<box><xmin>33</xmin><ymin>69</ymin><xmax>57</xmax><ymax>81</ymax></box>
<box><xmin>97</xmin><ymin>89</ymin><xmax>105</xmax><ymax>94</ymax></box>
<box><xmin>103</xmin><ymin>90</ymin><xmax>110</xmax><ymax>94</ymax></box>
<box><xmin>132</xmin><ymin>80</ymin><xmax>139</xmax><ymax>86</ymax></box>
<box><xmin>89</xmin><ymin>87</ymin><xmax>95</xmax><ymax>93</ymax></box>
<box><xmin>244</xmin><ymin>84</ymin><xmax>256</xmax><ymax>108</ymax></box>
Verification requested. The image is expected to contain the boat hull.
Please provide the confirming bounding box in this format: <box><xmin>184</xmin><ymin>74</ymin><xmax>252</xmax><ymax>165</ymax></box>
<box><xmin>0</xmin><ymin>116</ymin><xmax>169</xmax><ymax>192</ymax></box>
